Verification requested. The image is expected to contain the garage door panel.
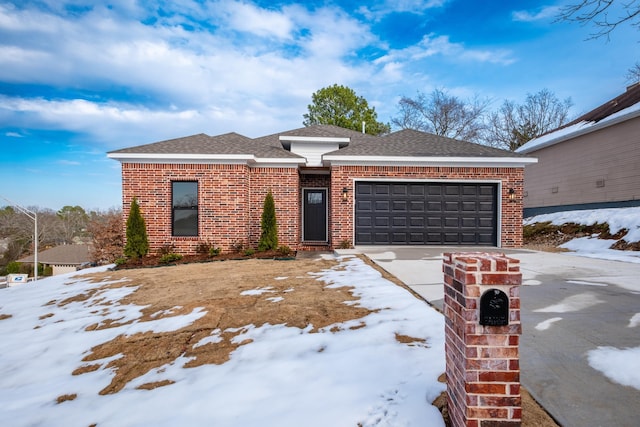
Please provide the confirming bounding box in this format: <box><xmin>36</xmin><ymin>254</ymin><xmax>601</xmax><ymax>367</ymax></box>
<box><xmin>478</xmin><ymin>217</ymin><xmax>493</xmax><ymax>228</ymax></box>
<box><xmin>409</xmin><ymin>233</ymin><xmax>423</xmax><ymax>242</ymax></box>
<box><xmin>461</xmin><ymin>217</ymin><xmax>477</xmax><ymax>228</ymax></box>
<box><xmin>427</xmin><ymin>217</ymin><xmax>442</xmax><ymax>227</ymax></box>
<box><xmin>444</xmin><ymin>185</ymin><xmax>460</xmax><ymax>196</ymax></box>
<box><xmin>392</xmin><ymin>217</ymin><xmax>407</xmax><ymax>227</ymax></box>
<box><xmin>444</xmin><ymin>202</ymin><xmax>459</xmax><ymax>212</ymax></box>
<box><xmin>357</xmin><ymin>216</ymin><xmax>372</xmax><ymax>227</ymax></box>
<box><xmin>355</xmin><ymin>182</ymin><xmax>497</xmax><ymax>246</ymax></box>
<box><xmin>410</xmin><ymin>201</ymin><xmax>425</xmax><ymax>211</ymax></box>
<box><xmin>461</xmin><ymin>201</ymin><xmax>477</xmax><ymax>211</ymax></box>
<box><xmin>478</xmin><ymin>185</ymin><xmax>494</xmax><ymax>196</ymax></box>
<box><xmin>374</xmin><ymin>232</ymin><xmax>390</xmax><ymax>243</ymax></box>
<box><xmin>374</xmin><ymin>185</ymin><xmax>390</xmax><ymax>195</ymax></box>
<box><xmin>410</xmin><ymin>185</ymin><xmax>426</xmax><ymax>196</ymax></box>
<box><xmin>392</xmin><ymin>200</ymin><xmax>407</xmax><ymax>211</ymax></box>
<box><xmin>392</xmin><ymin>185</ymin><xmax>408</xmax><ymax>196</ymax></box>
<box><xmin>374</xmin><ymin>216</ymin><xmax>389</xmax><ymax>227</ymax></box>
<box><xmin>357</xmin><ymin>200</ymin><xmax>372</xmax><ymax>211</ymax></box>
<box><xmin>374</xmin><ymin>200</ymin><xmax>390</xmax><ymax>211</ymax></box>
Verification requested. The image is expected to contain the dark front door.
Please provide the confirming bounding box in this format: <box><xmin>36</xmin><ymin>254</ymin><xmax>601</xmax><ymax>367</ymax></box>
<box><xmin>303</xmin><ymin>188</ymin><xmax>327</xmax><ymax>241</ymax></box>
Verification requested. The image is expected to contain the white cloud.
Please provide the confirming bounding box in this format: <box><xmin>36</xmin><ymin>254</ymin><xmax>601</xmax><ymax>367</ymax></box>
<box><xmin>380</xmin><ymin>34</ymin><xmax>515</xmax><ymax>66</ymax></box>
<box><xmin>219</xmin><ymin>1</ymin><xmax>294</xmax><ymax>39</ymax></box>
<box><xmin>0</xmin><ymin>1</ymin><xmax>389</xmax><ymax>145</ymax></box>
<box><xmin>512</xmin><ymin>6</ymin><xmax>560</xmax><ymax>22</ymax></box>
<box><xmin>358</xmin><ymin>0</ymin><xmax>449</xmax><ymax>21</ymax></box>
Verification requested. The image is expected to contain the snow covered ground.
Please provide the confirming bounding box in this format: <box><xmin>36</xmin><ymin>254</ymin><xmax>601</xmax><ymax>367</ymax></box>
<box><xmin>524</xmin><ymin>206</ymin><xmax>640</xmax><ymax>263</ymax></box>
<box><xmin>0</xmin><ymin>256</ymin><xmax>446</xmax><ymax>427</ymax></box>
<box><xmin>526</xmin><ymin>206</ymin><xmax>640</xmax><ymax>390</ymax></box>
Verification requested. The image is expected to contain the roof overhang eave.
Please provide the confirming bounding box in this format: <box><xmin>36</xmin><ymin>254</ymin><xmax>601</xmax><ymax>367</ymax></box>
<box><xmin>322</xmin><ymin>155</ymin><xmax>538</xmax><ymax>168</ymax></box>
<box><xmin>107</xmin><ymin>153</ymin><xmax>304</xmax><ymax>165</ymax></box>
<box><xmin>517</xmin><ymin>106</ymin><xmax>640</xmax><ymax>154</ymax></box>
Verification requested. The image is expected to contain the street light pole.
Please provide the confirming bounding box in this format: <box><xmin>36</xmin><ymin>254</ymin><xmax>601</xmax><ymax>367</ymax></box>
<box><xmin>1</xmin><ymin>195</ymin><xmax>38</xmax><ymax>282</ymax></box>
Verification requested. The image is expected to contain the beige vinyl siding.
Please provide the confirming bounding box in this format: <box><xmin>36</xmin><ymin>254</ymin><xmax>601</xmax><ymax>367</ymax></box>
<box><xmin>524</xmin><ymin>116</ymin><xmax>640</xmax><ymax>209</ymax></box>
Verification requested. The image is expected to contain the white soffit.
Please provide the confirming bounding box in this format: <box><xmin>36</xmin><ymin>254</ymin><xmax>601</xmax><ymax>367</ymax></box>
<box><xmin>278</xmin><ymin>136</ymin><xmax>350</xmax><ymax>143</ymax></box>
<box><xmin>322</xmin><ymin>155</ymin><xmax>538</xmax><ymax>168</ymax></box>
<box><xmin>107</xmin><ymin>152</ymin><xmax>304</xmax><ymax>166</ymax></box>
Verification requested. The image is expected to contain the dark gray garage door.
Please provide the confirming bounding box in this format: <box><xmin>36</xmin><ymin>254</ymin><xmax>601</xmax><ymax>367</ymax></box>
<box><xmin>355</xmin><ymin>182</ymin><xmax>497</xmax><ymax>245</ymax></box>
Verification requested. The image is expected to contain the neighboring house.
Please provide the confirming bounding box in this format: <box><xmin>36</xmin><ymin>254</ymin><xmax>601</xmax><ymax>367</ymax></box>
<box><xmin>517</xmin><ymin>83</ymin><xmax>640</xmax><ymax>216</ymax></box>
<box><xmin>108</xmin><ymin>125</ymin><xmax>536</xmax><ymax>253</ymax></box>
<box><xmin>18</xmin><ymin>244</ymin><xmax>92</xmax><ymax>276</ymax></box>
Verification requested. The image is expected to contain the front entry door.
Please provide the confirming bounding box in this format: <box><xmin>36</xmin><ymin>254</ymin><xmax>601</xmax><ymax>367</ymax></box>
<box><xmin>303</xmin><ymin>188</ymin><xmax>327</xmax><ymax>241</ymax></box>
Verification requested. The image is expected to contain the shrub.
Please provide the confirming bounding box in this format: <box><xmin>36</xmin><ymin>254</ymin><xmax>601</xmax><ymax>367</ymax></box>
<box><xmin>159</xmin><ymin>253</ymin><xmax>183</xmax><ymax>264</ymax></box>
<box><xmin>277</xmin><ymin>245</ymin><xmax>292</xmax><ymax>256</ymax></box>
<box><xmin>209</xmin><ymin>247</ymin><xmax>221</xmax><ymax>256</ymax></box>
<box><xmin>5</xmin><ymin>261</ymin><xmax>21</xmax><ymax>274</ymax></box>
<box><xmin>123</xmin><ymin>197</ymin><xmax>149</xmax><ymax>259</ymax></box>
<box><xmin>243</xmin><ymin>248</ymin><xmax>256</xmax><ymax>256</ymax></box>
<box><xmin>338</xmin><ymin>240</ymin><xmax>353</xmax><ymax>249</ymax></box>
<box><xmin>258</xmin><ymin>190</ymin><xmax>278</xmax><ymax>251</ymax></box>
<box><xmin>114</xmin><ymin>257</ymin><xmax>128</xmax><ymax>266</ymax></box>
<box><xmin>156</xmin><ymin>244</ymin><xmax>175</xmax><ymax>256</ymax></box>
<box><xmin>196</xmin><ymin>241</ymin><xmax>213</xmax><ymax>254</ymax></box>
<box><xmin>231</xmin><ymin>241</ymin><xmax>243</xmax><ymax>252</ymax></box>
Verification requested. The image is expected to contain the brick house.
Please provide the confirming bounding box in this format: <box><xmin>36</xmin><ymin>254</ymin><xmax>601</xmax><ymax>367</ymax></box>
<box><xmin>108</xmin><ymin>125</ymin><xmax>536</xmax><ymax>253</ymax></box>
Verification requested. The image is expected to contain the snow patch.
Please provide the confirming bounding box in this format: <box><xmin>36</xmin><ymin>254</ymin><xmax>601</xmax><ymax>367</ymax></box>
<box><xmin>535</xmin><ymin>317</ymin><xmax>563</xmax><ymax>331</ymax></box>
<box><xmin>534</xmin><ymin>292</ymin><xmax>603</xmax><ymax>313</ymax></box>
<box><xmin>629</xmin><ymin>313</ymin><xmax>640</xmax><ymax>328</ymax></box>
<box><xmin>566</xmin><ymin>280</ymin><xmax>607</xmax><ymax>287</ymax></box>
<box><xmin>587</xmin><ymin>346</ymin><xmax>640</xmax><ymax>391</ymax></box>
<box><xmin>240</xmin><ymin>286</ymin><xmax>275</xmax><ymax>296</ymax></box>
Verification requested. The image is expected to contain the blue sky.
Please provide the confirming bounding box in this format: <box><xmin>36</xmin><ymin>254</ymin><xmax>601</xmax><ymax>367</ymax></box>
<box><xmin>1</xmin><ymin>0</ymin><xmax>638</xmax><ymax>210</ymax></box>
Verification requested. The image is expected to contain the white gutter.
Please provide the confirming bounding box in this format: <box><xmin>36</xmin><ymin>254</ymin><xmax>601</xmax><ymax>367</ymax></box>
<box><xmin>107</xmin><ymin>152</ymin><xmax>305</xmax><ymax>165</ymax></box>
<box><xmin>322</xmin><ymin>155</ymin><xmax>538</xmax><ymax>168</ymax></box>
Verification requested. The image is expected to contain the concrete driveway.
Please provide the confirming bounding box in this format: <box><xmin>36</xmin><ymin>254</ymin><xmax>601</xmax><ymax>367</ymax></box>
<box><xmin>356</xmin><ymin>246</ymin><xmax>640</xmax><ymax>427</ymax></box>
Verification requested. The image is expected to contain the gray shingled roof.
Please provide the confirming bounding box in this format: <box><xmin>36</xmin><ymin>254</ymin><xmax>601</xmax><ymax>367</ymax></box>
<box><xmin>326</xmin><ymin>129</ymin><xmax>527</xmax><ymax>158</ymax></box>
<box><xmin>19</xmin><ymin>244</ymin><xmax>91</xmax><ymax>265</ymax></box>
<box><xmin>108</xmin><ymin>132</ymin><xmax>304</xmax><ymax>159</ymax></box>
<box><xmin>108</xmin><ymin>125</ymin><xmax>523</xmax><ymax>160</ymax></box>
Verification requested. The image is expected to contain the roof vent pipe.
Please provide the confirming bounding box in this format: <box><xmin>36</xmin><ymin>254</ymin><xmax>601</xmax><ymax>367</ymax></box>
<box><xmin>362</xmin><ymin>121</ymin><xmax>365</xmax><ymax>134</ymax></box>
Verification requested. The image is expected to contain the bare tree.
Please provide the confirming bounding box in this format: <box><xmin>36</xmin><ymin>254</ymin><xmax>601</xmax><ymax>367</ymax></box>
<box><xmin>0</xmin><ymin>205</ymin><xmax>59</xmax><ymax>271</ymax></box>
<box><xmin>626</xmin><ymin>62</ymin><xmax>640</xmax><ymax>83</ymax></box>
<box><xmin>391</xmin><ymin>89</ymin><xmax>489</xmax><ymax>143</ymax></box>
<box><xmin>485</xmin><ymin>89</ymin><xmax>573</xmax><ymax>151</ymax></box>
<box><xmin>87</xmin><ymin>208</ymin><xmax>123</xmax><ymax>265</ymax></box>
<box><xmin>557</xmin><ymin>0</ymin><xmax>640</xmax><ymax>39</ymax></box>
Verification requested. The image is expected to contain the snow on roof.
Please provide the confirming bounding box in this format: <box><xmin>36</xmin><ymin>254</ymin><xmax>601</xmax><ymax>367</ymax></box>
<box><xmin>517</xmin><ymin>86</ymin><xmax>640</xmax><ymax>154</ymax></box>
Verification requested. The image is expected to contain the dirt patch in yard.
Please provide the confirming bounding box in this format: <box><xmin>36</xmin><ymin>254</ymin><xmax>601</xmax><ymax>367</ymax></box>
<box><xmin>70</xmin><ymin>258</ymin><xmax>374</xmax><ymax>395</ymax></box>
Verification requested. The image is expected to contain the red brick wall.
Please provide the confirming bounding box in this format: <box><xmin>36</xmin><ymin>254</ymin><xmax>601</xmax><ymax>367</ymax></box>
<box><xmin>120</xmin><ymin>163</ymin><xmax>524</xmax><ymax>254</ymax></box>
<box><xmin>249</xmin><ymin>167</ymin><xmax>299</xmax><ymax>250</ymax></box>
<box><xmin>121</xmin><ymin>163</ymin><xmax>250</xmax><ymax>254</ymax></box>
<box><xmin>443</xmin><ymin>252</ymin><xmax>522</xmax><ymax>427</ymax></box>
<box><xmin>330</xmin><ymin>166</ymin><xmax>524</xmax><ymax>248</ymax></box>
<box><xmin>120</xmin><ymin>163</ymin><xmax>299</xmax><ymax>254</ymax></box>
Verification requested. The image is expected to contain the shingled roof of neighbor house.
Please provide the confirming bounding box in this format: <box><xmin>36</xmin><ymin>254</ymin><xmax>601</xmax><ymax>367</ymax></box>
<box><xmin>18</xmin><ymin>244</ymin><xmax>91</xmax><ymax>265</ymax></box>
<box><xmin>108</xmin><ymin>125</ymin><xmax>525</xmax><ymax>160</ymax></box>
<box><xmin>517</xmin><ymin>83</ymin><xmax>640</xmax><ymax>154</ymax></box>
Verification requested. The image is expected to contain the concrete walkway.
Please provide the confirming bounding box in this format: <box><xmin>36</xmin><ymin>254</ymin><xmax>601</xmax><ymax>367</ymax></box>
<box><xmin>350</xmin><ymin>246</ymin><xmax>640</xmax><ymax>427</ymax></box>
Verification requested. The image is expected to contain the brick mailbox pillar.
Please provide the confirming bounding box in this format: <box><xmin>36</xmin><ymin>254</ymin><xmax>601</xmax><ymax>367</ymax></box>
<box><xmin>443</xmin><ymin>252</ymin><xmax>522</xmax><ymax>427</ymax></box>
